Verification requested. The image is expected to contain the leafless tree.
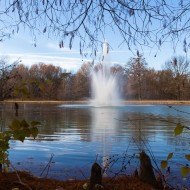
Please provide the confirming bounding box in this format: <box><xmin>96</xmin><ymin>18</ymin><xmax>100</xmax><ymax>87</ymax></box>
<box><xmin>0</xmin><ymin>56</ymin><xmax>21</xmax><ymax>100</ymax></box>
<box><xmin>165</xmin><ymin>56</ymin><xmax>190</xmax><ymax>100</ymax></box>
<box><xmin>1</xmin><ymin>1</ymin><xmax>190</xmax><ymax>52</ymax></box>
<box><xmin>126</xmin><ymin>52</ymin><xmax>147</xmax><ymax>100</ymax></box>
<box><xmin>72</xmin><ymin>62</ymin><xmax>92</xmax><ymax>99</ymax></box>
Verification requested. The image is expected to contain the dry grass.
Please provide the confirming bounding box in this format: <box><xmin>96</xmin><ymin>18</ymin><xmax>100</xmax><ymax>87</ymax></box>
<box><xmin>2</xmin><ymin>99</ymin><xmax>190</xmax><ymax>105</ymax></box>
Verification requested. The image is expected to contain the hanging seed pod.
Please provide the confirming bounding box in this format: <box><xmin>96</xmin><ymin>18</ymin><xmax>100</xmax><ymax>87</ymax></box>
<box><xmin>43</xmin><ymin>27</ymin><xmax>47</xmax><ymax>33</ymax></box>
<box><xmin>80</xmin><ymin>42</ymin><xmax>82</xmax><ymax>55</ymax></box>
<box><xmin>17</xmin><ymin>26</ymin><xmax>19</xmax><ymax>33</ymax></box>
<box><xmin>159</xmin><ymin>39</ymin><xmax>162</xmax><ymax>46</ymax></box>
<box><xmin>36</xmin><ymin>8</ymin><xmax>38</xmax><ymax>14</ymax></box>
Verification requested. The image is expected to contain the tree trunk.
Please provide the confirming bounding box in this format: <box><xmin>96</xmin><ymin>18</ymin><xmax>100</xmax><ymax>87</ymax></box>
<box><xmin>89</xmin><ymin>163</ymin><xmax>102</xmax><ymax>190</ymax></box>
<box><xmin>139</xmin><ymin>151</ymin><xmax>158</xmax><ymax>188</ymax></box>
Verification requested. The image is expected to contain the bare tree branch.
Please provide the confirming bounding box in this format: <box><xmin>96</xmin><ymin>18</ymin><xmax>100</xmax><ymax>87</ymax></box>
<box><xmin>0</xmin><ymin>1</ymin><xmax>190</xmax><ymax>51</ymax></box>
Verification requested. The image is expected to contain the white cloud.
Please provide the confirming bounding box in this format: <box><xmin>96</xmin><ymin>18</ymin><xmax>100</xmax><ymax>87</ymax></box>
<box><xmin>0</xmin><ymin>53</ymin><xmax>91</xmax><ymax>72</ymax></box>
<box><xmin>46</xmin><ymin>42</ymin><xmax>80</xmax><ymax>54</ymax></box>
<box><xmin>110</xmin><ymin>50</ymin><xmax>129</xmax><ymax>53</ymax></box>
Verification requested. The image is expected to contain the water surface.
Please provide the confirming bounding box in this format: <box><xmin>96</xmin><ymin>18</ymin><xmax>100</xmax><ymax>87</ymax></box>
<box><xmin>1</xmin><ymin>103</ymin><xmax>190</xmax><ymax>186</ymax></box>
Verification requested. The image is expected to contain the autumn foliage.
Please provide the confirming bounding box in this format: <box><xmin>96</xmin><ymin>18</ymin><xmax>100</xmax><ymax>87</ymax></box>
<box><xmin>1</xmin><ymin>55</ymin><xmax>190</xmax><ymax>101</ymax></box>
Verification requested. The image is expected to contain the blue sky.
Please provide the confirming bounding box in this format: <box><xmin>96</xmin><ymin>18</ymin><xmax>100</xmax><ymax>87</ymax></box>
<box><xmin>0</xmin><ymin>0</ymin><xmax>189</xmax><ymax>72</ymax></box>
<box><xmin>0</xmin><ymin>28</ymin><xmax>187</xmax><ymax>72</ymax></box>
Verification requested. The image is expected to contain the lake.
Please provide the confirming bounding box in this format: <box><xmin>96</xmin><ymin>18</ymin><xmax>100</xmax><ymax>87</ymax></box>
<box><xmin>1</xmin><ymin>103</ymin><xmax>190</xmax><ymax>187</ymax></box>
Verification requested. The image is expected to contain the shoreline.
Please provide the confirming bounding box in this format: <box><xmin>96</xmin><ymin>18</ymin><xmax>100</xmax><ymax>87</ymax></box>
<box><xmin>0</xmin><ymin>171</ymin><xmax>157</xmax><ymax>190</ymax></box>
<box><xmin>1</xmin><ymin>100</ymin><xmax>190</xmax><ymax>105</ymax></box>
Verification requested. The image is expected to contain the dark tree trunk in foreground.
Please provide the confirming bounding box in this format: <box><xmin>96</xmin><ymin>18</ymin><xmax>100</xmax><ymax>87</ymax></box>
<box><xmin>89</xmin><ymin>163</ymin><xmax>102</xmax><ymax>190</ymax></box>
<box><xmin>139</xmin><ymin>151</ymin><xmax>158</xmax><ymax>188</ymax></box>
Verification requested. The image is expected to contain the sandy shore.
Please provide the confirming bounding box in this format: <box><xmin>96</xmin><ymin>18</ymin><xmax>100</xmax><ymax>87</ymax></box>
<box><xmin>1</xmin><ymin>100</ymin><xmax>190</xmax><ymax>105</ymax></box>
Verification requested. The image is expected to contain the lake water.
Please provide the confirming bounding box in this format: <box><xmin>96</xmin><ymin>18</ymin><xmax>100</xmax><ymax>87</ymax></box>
<box><xmin>1</xmin><ymin>103</ymin><xmax>190</xmax><ymax>187</ymax></box>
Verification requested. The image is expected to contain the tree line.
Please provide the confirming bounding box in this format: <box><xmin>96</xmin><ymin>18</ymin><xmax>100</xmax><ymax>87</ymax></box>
<box><xmin>1</xmin><ymin>54</ymin><xmax>190</xmax><ymax>101</ymax></box>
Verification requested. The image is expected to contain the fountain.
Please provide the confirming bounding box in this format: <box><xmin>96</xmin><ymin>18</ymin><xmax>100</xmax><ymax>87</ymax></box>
<box><xmin>91</xmin><ymin>41</ymin><xmax>121</xmax><ymax>106</ymax></box>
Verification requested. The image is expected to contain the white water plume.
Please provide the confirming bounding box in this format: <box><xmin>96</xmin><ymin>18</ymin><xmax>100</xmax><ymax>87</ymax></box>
<box><xmin>91</xmin><ymin>41</ymin><xmax>121</xmax><ymax>106</ymax></box>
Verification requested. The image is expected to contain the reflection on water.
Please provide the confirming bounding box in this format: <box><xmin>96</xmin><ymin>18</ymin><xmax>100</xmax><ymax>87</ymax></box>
<box><xmin>0</xmin><ymin>103</ymin><xmax>190</xmax><ymax>185</ymax></box>
<box><xmin>90</xmin><ymin>107</ymin><xmax>120</xmax><ymax>171</ymax></box>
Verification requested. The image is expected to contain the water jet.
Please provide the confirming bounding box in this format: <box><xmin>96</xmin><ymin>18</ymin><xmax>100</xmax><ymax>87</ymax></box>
<box><xmin>91</xmin><ymin>41</ymin><xmax>121</xmax><ymax>106</ymax></box>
